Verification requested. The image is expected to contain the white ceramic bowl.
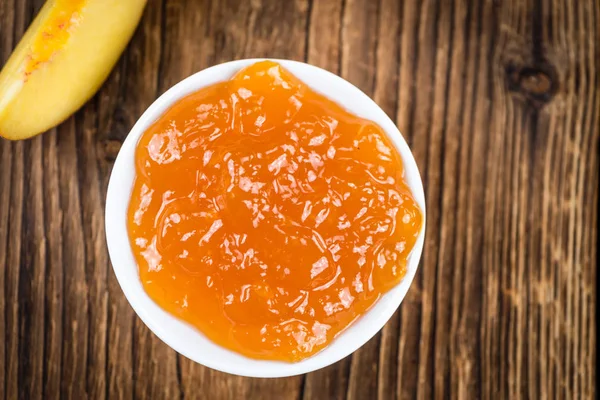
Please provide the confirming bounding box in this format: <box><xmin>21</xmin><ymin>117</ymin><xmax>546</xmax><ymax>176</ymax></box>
<box><xmin>105</xmin><ymin>58</ymin><xmax>426</xmax><ymax>378</ymax></box>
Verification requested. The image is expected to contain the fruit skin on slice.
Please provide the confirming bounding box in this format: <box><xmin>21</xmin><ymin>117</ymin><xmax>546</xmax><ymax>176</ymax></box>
<box><xmin>0</xmin><ymin>0</ymin><xmax>147</xmax><ymax>140</ymax></box>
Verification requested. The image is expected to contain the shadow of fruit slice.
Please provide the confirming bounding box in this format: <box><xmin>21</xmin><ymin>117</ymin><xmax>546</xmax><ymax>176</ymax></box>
<box><xmin>0</xmin><ymin>0</ymin><xmax>147</xmax><ymax>140</ymax></box>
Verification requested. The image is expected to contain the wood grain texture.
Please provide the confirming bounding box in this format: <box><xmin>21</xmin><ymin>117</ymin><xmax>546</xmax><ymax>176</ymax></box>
<box><xmin>0</xmin><ymin>0</ymin><xmax>597</xmax><ymax>399</ymax></box>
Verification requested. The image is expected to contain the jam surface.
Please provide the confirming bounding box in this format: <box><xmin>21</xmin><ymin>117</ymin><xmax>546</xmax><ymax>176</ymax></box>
<box><xmin>128</xmin><ymin>61</ymin><xmax>422</xmax><ymax>361</ymax></box>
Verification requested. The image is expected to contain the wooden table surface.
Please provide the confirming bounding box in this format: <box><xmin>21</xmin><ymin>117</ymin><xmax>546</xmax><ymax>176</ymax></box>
<box><xmin>0</xmin><ymin>0</ymin><xmax>598</xmax><ymax>399</ymax></box>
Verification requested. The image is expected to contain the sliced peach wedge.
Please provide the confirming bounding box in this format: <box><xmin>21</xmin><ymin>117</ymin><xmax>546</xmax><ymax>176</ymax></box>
<box><xmin>0</xmin><ymin>0</ymin><xmax>147</xmax><ymax>140</ymax></box>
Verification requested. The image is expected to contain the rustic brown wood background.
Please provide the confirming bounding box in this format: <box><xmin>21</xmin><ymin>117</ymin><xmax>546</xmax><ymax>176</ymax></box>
<box><xmin>0</xmin><ymin>0</ymin><xmax>598</xmax><ymax>399</ymax></box>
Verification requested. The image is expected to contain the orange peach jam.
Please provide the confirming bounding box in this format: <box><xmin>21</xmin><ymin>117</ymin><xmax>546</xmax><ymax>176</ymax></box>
<box><xmin>128</xmin><ymin>61</ymin><xmax>422</xmax><ymax>361</ymax></box>
<box><xmin>25</xmin><ymin>0</ymin><xmax>85</xmax><ymax>77</ymax></box>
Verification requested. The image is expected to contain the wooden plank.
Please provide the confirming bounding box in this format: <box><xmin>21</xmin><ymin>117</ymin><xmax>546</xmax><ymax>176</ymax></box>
<box><xmin>396</xmin><ymin>0</ymin><xmax>441</xmax><ymax>398</ymax></box>
<box><xmin>77</xmin><ymin>102</ymin><xmax>108</xmax><ymax>400</ymax></box>
<box><xmin>302</xmin><ymin>1</ymin><xmax>354</xmax><ymax>399</ymax></box>
<box><xmin>18</xmin><ymin>136</ymin><xmax>46</xmax><ymax>400</ymax></box>
<box><xmin>0</xmin><ymin>0</ymin><xmax>597</xmax><ymax>398</ymax></box>
<box><xmin>104</xmin><ymin>1</ymin><xmax>179</xmax><ymax>399</ymax></box>
<box><xmin>155</xmin><ymin>2</ymin><xmax>214</xmax><ymax>396</ymax></box>
<box><xmin>429</xmin><ymin>0</ymin><xmax>460</xmax><ymax>399</ymax></box>
<box><xmin>372</xmin><ymin>1</ymin><xmax>402</xmax><ymax>398</ymax></box>
<box><xmin>157</xmin><ymin>0</ymin><xmax>306</xmax><ymax>398</ymax></box>
<box><xmin>0</xmin><ymin>0</ymin><xmax>15</xmax><ymax>398</ymax></box>
<box><xmin>100</xmin><ymin>54</ymin><xmax>136</xmax><ymax>397</ymax></box>
<box><xmin>4</xmin><ymin>139</ymin><xmax>24</xmax><ymax>400</ymax></box>
<box><xmin>57</xmin><ymin>117</ymin><xmax>88</xmax><ymax>400</ymax></box>
<box><xmin>95</xmin><ymin>1</ymin><xmax>174</xmax><ymax>398</ymax></box>
<box><xmin>171</xmin><ymin>0</ymin><xmax>309</xmax><ymax>397</ymax></box>
<box><xmin>2</xmin><ymin>2</ymin><xmax>28</xmax><ymax>399</ymax></box>
<box><xmin>483</xmin><ymin>0</ymin><xmax>599</xmax><ymax>398</ymax></box>
<box><xmin>529</xmin><ymin>0</ymin><xmax>598</xmax><ymax>397</ymax></box>
<box><xmin>19</xmin><ymin>8</ymin><xmax>49</xmax><ymax>400</ymax></box>
<box><xmin>394</xmin><ymin>0</ymin><xmax>423</xmax><ymax>398</ymax></box>
<box><xmin>42</xmin><ymin>128</ymin><xmax>64</xmax><ymax>400</ymax></box>
<box><xmin>339</xmin><ymin>0</ymin><xmax>382</xmax><ymax>399</ymax></box>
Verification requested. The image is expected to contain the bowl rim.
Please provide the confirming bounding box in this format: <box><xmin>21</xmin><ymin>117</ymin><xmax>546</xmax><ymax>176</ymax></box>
<box><xmin>105</xmin><ymin>58</ymin><xmax>426</xmax><ymax>378</ymax></box>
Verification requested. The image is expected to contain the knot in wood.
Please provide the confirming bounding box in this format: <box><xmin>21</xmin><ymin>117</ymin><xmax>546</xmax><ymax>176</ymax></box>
<box><xmin>519</xmin><ymin>69</ymin><xmax>552</xmax><ymax>96</ymax></box>
<box><xmin>506</xmin><ymin>64</ymin><xmax>557</xmax><ymax>106</ymax></box>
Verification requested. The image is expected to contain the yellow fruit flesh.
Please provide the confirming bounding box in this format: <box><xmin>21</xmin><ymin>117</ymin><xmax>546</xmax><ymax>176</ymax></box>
<box><xmin>0</xmin><ymin>0</ymin><xmax>147</xmax><ymax>140</ymax></box>
<box><xmin>25</xmin><ymin>0</ymin><xmax>86</xmax><ymax>77</ymax></box>
<box><xmin>24</xmin><ymin>0</ymin><xmax>85</xmax><ymax>80</ymax></box>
